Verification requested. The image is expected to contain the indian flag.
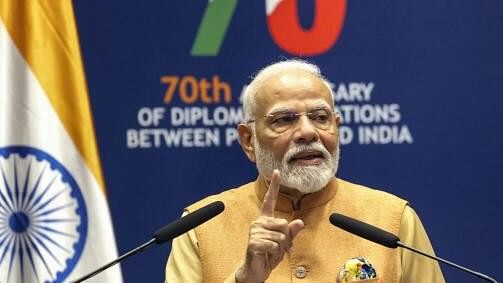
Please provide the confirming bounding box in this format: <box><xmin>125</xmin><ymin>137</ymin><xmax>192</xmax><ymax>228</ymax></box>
<box><xmin>0</xmin><ymin>1</ymin><xmax>122</xmax><ymax>282</ymax></box>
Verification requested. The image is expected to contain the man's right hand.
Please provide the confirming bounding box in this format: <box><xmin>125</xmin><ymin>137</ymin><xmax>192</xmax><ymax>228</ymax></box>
<box><xmin>235</xmin><ymin>170</ymin><xmax>305</xmax><ymax>283</ymax></box>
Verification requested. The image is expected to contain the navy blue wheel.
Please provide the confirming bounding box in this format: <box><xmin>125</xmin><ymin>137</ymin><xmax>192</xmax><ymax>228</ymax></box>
<box><xmin>0</xmin><ymin>146</ymin><xmax>88</xmax><ymax>283</ymax></box>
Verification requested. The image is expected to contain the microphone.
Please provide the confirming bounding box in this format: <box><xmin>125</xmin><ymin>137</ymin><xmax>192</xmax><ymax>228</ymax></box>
<box><xmin>153</xmin><ymin>200</ymin><xmax>225</xmax><ymax>244</ymax></box>
<box><xmin>72</xmin><ymin>201</ymin><xmax>225</xmax><ymax>283</ymax></box>
<box><xmin>329</xmin><ymin>213</ymin><xmax>498</xmax><ymax>283</ymax></box>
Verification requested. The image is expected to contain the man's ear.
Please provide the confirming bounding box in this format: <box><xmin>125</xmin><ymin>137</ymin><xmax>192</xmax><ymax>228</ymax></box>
<box><xmin>237</xmin><ymin>123</ymin><xmax>256</xmax><ymax>163</ymax></box>
<box><xmin>335</xmin><ymin>115</ymin><xmax>341</xmax><ymax>127</ymax></box>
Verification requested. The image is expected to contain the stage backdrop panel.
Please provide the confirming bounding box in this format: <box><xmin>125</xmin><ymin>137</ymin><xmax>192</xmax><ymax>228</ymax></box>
<box><xmin>73</xmin><ymin>1</ymin><xmax>503</xmax><ymax>282</ymax></box>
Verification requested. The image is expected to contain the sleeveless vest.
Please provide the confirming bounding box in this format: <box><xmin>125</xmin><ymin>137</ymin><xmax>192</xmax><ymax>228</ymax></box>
<box><xmin>186</xmin><ymin>177</ymin><xmax>407</xmax><ymax>282</ymax></box>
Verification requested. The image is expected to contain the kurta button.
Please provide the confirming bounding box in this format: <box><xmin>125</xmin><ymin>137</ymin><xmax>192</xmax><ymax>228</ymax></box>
<box><xmin>294</xmin><ymin>265</ymin><xmax>308</xmax><ymax>279</ymax></box>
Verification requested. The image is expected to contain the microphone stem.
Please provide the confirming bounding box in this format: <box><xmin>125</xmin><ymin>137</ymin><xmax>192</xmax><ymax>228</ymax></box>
<box><xmin>396</xmin><ymin>241</ymin><xmax>498</xmax><ymax>283</ymax></box>
<box><xmin>72</xmin><ymin>238</ymin><xmax>156</xmax><ymax>283</ymax></box>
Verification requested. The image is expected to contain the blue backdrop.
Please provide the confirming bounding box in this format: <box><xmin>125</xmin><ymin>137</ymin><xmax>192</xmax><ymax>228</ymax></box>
<box><xmin>73</xmin><ymin>1</ymin><xmax>503</xmax><ymax>282</ymax></box>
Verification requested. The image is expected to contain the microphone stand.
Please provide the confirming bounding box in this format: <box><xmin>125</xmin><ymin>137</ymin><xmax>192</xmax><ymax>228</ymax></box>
<box><xmin>70</xmin><ymin>201</ymin><xmax>224</xmax><ymax>283</ymax></box>
<box><xmin>397</xmin><ymin>241</ymin><xmax>498</xmax><ymax>283</ymax></box>
<box><xmin>71</xmin><ymin>238</ymin><xmax>156</xmax><ymax>283</ymax></box>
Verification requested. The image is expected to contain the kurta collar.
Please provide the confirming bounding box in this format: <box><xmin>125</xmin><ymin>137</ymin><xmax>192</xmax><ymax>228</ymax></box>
<box><xmin>254</xmin><ymin>175</ymin><xmax>338</xmax><ymax>213</ymax></box>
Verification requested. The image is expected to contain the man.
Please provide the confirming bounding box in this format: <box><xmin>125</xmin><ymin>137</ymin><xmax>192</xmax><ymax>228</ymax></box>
<box><xmin>166</xmin><ymin>60</ymin><xmax>444</xmax><ymax>282</ymax></box>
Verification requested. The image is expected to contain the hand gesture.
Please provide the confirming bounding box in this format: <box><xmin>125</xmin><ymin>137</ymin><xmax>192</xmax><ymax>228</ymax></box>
<box><xmin>236</xmin><ymin>170</ymin><xmax>305</xmax><ymax>283</ymax></box>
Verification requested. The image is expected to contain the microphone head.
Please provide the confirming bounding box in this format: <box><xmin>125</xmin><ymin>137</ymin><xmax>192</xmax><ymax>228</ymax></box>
<box><xmin>329</xmin><ymin>213</ymin><xmax>399</xmax><ymax>248</ymax></box>
<box><xmin>153</xmin><ymin>201</ymin><xmax>225</xmax><ymax>244</ymax></box>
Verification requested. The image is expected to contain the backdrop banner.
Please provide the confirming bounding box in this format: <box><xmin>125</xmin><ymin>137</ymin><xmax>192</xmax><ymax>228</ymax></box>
<box><xmin>74</xmin><ymin>1</ymin><xmax>501</xmax><ymax>282</ymax></box>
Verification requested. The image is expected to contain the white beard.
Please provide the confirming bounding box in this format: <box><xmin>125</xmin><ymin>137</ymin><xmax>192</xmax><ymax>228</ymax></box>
<box><xmin>254</xmin><ymin>136</ymin><xmax>340</xmax><ymax>194</ymax></box>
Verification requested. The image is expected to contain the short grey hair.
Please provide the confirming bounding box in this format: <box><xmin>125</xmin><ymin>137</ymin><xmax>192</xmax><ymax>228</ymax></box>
<box><xmin>242</xmin><ymin>59</ymin><xmax>334</xmax><ymax>122</ymax></box>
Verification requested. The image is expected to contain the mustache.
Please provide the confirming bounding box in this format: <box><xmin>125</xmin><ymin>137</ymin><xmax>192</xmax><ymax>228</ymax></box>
<box><xmin>284</xmin><ymin>143</ymin><xmax>330</xmax><ymax>163</ymax></box>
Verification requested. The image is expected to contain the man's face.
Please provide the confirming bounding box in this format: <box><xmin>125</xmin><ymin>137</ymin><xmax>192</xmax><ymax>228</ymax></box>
<box><xmin>250</xmin><ymin>70</ymin><xmax>340</xmax><ymax>193</ymax></box>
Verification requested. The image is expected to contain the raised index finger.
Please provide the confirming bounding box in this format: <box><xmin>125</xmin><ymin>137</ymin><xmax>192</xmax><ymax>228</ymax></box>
<box><xmin>261</xmin><ymin>169</ymin><xmax>280</xmax><ymax>217</ymax></box>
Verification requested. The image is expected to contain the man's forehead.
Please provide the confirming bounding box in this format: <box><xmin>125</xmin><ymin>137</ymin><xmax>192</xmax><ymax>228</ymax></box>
<box><xmin>267</xmin><ymin>100</ymin><xmax>331</xmax><ymax>113</ymax></box>
<box><xmin>255</xmin><ymin>70</ymin><xmax>333</xmax><ymax>112</ymax></box>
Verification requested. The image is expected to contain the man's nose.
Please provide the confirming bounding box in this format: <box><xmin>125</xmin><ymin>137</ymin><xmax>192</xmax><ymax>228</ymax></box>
<box><xmin>292</xmin><ymin>115</ymin><xmax>319</xmax><ymax>143</ymax></box>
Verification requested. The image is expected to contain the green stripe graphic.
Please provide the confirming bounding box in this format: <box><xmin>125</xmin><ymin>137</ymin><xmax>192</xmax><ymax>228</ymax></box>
<box><xmin>191</xmin><ymin>0</ymin><xmax>238</xmax><ymax>56</ymax></box>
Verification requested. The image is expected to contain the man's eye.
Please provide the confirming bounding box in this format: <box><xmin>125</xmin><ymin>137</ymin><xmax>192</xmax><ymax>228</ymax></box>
<box><xmin>310</xmin><ymin>111</ymin><xmax>330</xmax><ymax>123</ymax></box>
<box><xmin>272</xmin><ymin>113</ymin><xmax>297</xmax><ymax>124</ymax></box>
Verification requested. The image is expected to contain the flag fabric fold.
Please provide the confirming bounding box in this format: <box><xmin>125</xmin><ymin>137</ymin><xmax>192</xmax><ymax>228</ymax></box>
<box><xmin>0</xmin><ymin>1</ymin><xmax>122</xmax><ymax>282</ymax></box>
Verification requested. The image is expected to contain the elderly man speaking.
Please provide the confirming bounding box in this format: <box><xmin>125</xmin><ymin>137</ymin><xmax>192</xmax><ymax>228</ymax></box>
<box><xmin>166</xmin><ymin>60</ymin><xmax>444</xmax><ymax>282</ymax></box>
